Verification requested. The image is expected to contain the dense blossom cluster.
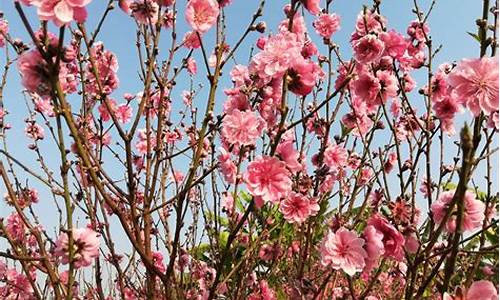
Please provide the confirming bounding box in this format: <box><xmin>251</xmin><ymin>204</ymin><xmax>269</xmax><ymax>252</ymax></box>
<box><xmin>0</xmin><ymin>0</ymin><xmax>498</xmax><ymax>299</ymax></box>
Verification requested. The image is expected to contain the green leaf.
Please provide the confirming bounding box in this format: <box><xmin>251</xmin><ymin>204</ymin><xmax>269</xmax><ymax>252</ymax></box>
<box><xmin>467</xmin><ymin>31</ymin><xmax>481</xmax><ymax>43</ymax></box>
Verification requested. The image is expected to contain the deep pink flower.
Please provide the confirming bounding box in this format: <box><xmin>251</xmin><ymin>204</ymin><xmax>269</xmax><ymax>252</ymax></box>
<box><xmin>320</xmin><ymin>227</ymin><xmax>367</xmax><ymax>276</ymax></box>
<box><xmin>280</xmin><ymin>192</ymin><xmax>319</xmax><ymax>223</ymax></box>
<box><xmin>313</xmin><ymin>13</ymin><xmax>341</xmax><ymax>38</ymax></box>
<box><xmin>448</xmin><ymin>57</ymin><xmax>499</xmax><ymax>116</ymax></box>
<box><xmin>353</xmin><ymin>34</ymin><xmax>385</xmax><ymax>64</ymax></box>
<box><xmin>35</xmin><ymin>0</ymin><xmax>92</xmax><ymax>26</ymax></box>
<box><xmin>287</xmin><ymin>58</ymin><xmax>323</xmax><ymax>96</ymax></box>
<box><xmin>431</xmin><ymin>190</ymin><xmax>485</xmax><ymax>232</ymax></box>
<box><xmin>222</xmin><ymin>109</ymin><xmax>265</xmax><ymax>147</ymax></box>
<box><xmin>185</xmin><ymin>0</ymin><xmax>219</xmax><ymax>34</ymax></box>
<box><xmin>54</xmin><ymin>228</ymin><xmax>100</xmax><ymax>268</ymax></box>
<box><xmin>353</xmin><ymin>71</ymin><xmax>381</xmax><ymax>107</ymax></box>
<box><xmin>367</xmin><ymin>214</ymin><xmax>405</xmax><ymax>261</ymax></box>
<box><xmin>244</xmin><ymin>156</ymin><xmax>292</xmax><ymax>204</ymax></box>
<box><xmin>183</xmin><ymin>31</ymin><xmax>202</xmax><ymax>49</ymax></box>
<box><xmin>323</xmin><ymin>144</ymin><xmax>348</xmax><ymax>170</ymax></box>
<box><xmin>301</xmin><ymin>0</ymin><xmax>320</xmax><ymax>15</ymax></box>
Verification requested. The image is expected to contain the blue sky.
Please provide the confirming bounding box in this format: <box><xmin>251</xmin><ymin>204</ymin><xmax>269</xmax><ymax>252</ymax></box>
<box><xmin>0</xmin><ymin>0</ymin><xmax>497</xmax><ymax>257</ymax></box>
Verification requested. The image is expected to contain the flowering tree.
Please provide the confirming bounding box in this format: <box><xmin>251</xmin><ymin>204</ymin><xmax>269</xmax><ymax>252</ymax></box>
<box><xmin>0</xmin><ymin>0</ymin><xmax>498</xmax><ymax>299</ymax></box>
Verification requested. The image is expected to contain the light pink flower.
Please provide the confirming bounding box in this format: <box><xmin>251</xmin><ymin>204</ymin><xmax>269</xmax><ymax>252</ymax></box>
<box><xmin>448</xmin><ymin>57</ymin><xmax>499</xmax><ymax>116</ymax></box>
<box><xmin>217</xmin><ymin>147</ymin><xmax>237</xmax><ymax>184</ymax></box>
<box><xmin>280</xmin><ymin>192</ymin><xmax>319</xmax><ymax>223</ymax></box>
<box><xmin>313</xmin><ymin>13</ymin><xmax>341</xmax><ymax>38</ymax></box>
<box><xmin>185</xmin><ymin>0</ymin><xmax>219</xmax><ymax>34</ymax></box>
<box><xmin>116</xmin><ymin>104</ymin><xmax>133</xmax><ymax>124</ymax></box>
<box><xmin>0</xmin><ymin>19</ymin><xmax>8</xmax><ymax>48</ymax></box>
<box><xmin>379</xmin><ymin>30</ymin><xmax>408</xmax><ymax>59</ymax></box>
<box><xmin>467</xmin><ymin>280</ymin><xmax>498</xmax><ymax>300</ymax></box>
<box><xmin>244</xmin><ymin>156</ymin><xmax>292</xmax><ymax>204</ymax></box>
<box><xmin>186</xmin><ymin>57</ymin><xmax>197</xmax><ymax>75</ymax></box>
<box><xmin>367</xmin><ymin>214</ymin><xmax>405</xmax><ymax>261</ymax></box>
<box><xmin>25</xmin><ymin>122</ymin><xmax>45</xmax><ymax>140</ymax></box>
<box><xmin>35</xmin><ymin>0</ymin><xmax>92</xmax><ymax>26</ymax></box>
<box><xmin>130</xmin><ymin>0</ymin><xmax>159</xmax><ymax>24</ymax></box>
<box><xmin>352</xmin><ymin>34</ymin><xmax>385</xmax><ymax>64</ymax></box>
<box><xmin>363</xmin><ymin>225</ymin><xmax>384</xmax><ymax>272</ymax></box>
<box><xmin>323</xmin><ymin>144</ymin><xmax>348</xmax><ymax>169</ymax></box>
<box><xmin>431</xmin><ymin>190</ymin><xmax>485</xmax><ymax>232</ymax></box>
<box><xmin>222</xmin><ymin>109</ymin><xmax>265</xmax><ymax>147</ymax></box>
<box><xmin>320</xmin><ymin>227</ymin><xmax>367</xmax><ymax>276</ymax></box>
<box><xmin>249</xmin><ymin>31</ymin><xmax>303</xmax><ymax>80</ymax></box>
<box><xmin>54</xmin><ymin>227</ymin><xmax>100</xmax><ymax>268</ymax></box>
<box><xmin>276</xmin><ymin>138</ymin><xmax>302</xmax><ymax>173</ymax></box>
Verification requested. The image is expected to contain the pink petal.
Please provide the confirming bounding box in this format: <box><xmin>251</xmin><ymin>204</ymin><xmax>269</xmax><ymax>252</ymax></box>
<box><xmin>54</xmin><ymin>1</ymin><xmax>74</xmax><ymax>24</ymax></box>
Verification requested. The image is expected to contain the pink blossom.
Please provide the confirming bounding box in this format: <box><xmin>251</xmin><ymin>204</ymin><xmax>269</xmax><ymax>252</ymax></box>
<box><xmin>363</xmin><ymin>225</ymin><xmax>384</xmax><ymax>272</ymax></box>
<box><xmin>407</xmin><ymin>20</ymin><xmax>430</xmax><ymax>43</ymax></box>
<box><xmin>287</xmin><ymin>58</ymin><xmax>323</xmax><ymax>96</ymax></box>
<box><xmin>313</xmin><ymin>13</ymin><xmax>341</xmax><ymax>38</ymax></box>
<box><xmin>186</xmin><ymin>57</ymin><xmax>197</xmax><ymax>75</ymax></box>
<box><xmin>152</xmin><ymin>252</ymin><xmax>166</xmax><ymax>273</ymax></box>
<box><xmin>54</xmin><ymin>227</ymin><xmax>100</xmax><ymax>268</ymax></box>
<box><xmin>379</xmin><ymin>30</ymin><xmax>408</xmax><ymax>59</ymax></box>
<box><xmin>244</xmin><ymin>156</ymin><xmax>292</xmax><ymax>204</ymax></box>
<box><xmin>323</xmin><ymin>144</ymin><xmax>348</xmax><ymax>170</ymax></box>
<box><xmin>384</xmin><ymin>152</ymin><xmax>398</xmax><ymax>173</ymax></box>
<box><xmin>217</xmin><ymin>147</ymin><xmax>237</xmax><ymax>184</ymax></box>
<box><xmin>320</xmin><ymin>227</ymin><xmax>367</xmax><ymax>276</ymax></box>
<box><xmin>353</xmin><ymin>10</ymin><xmax>386</xmax><ymax>38</ymax></box>
<box><xmin>185</xmin><ymin>0</ymin><xmax>219</xmax><ymax>34</ymax></box>
<box><xmin>367</xmin><ymin>214</ymin><xmax>405</xmax><ymax>261</ymax></box>
<box><xmin>276</xmin><ymin>138</ymin><xmax>302</xmax><ymax>173</ymax></box>
<box><xmin>353</xmin><ymin>71</ymin><xmax>381</xmax><ymax>109</ymax></box>
<box><xmin>249</xmin><ymin>31</ymin><xmax>302</xmax><ymax>80</ymax></box>
<box><xmin>466</xmin><ymin>280</ymin><xmax>498</xmax><ymax>300</ymax></box>
<box><xmin>279</xmin><ymin>192</ymin><xmax>319</xmax><ymax>223</ymax></box>
<box><xmin>448</xmin><ymin>57</ymin><xmax>499</xmax><ymax>116</ymax></box>
<box><xmin>183</xmin><ymin>31</ymin><xmax>202</xmax><ymax>49</ymax></box>
<box><xmin>353</xmin><ymin>34</ymin><xmax>385</xmax><ymax>64</ymax></box>
<box><xmin>222</xmin><ymin>109</ymin><xmax>265</xmax><ymax>147</ymax></box>
<box><xmin>34</xmin><ymin>0</ymin><xmax>92</xmax><ymax>26</ymax></box>
<box><xmin>301</xmin><ymin>39</ymin><xmax>318</xmax><ymax>58</ymax></box>
<box><xmin>130</xmin><ymin>0</ymin><xmax>159</xmax><ymax>24</ymax></box>
<box><xmin>301</xmin><ymin>0</ymin><xmax>320</xmax><ymax>15</ymax></box>
<box><xmin>116</xmin><ymin>104</ymin><xmax>133</xmax><ymax>124</ymax></box>
<box><xmin>34</xmin><ymin>96</ymin><xmax>55</xmax><ymax>117</ymax></box>
<box><xmin>25</xmin><ymin>122</ymin><xmax>45</xmax><ymax>140</ymax></box>
<box><xmin>431</xmin><ymin>190</ymin><xmax>485</xmax><ymax>233</ymax></box>
<box><xmin>376</xmin><ymin>70</ymin><xmax>398</xmax><ymax>102</ymax></box>
<box><xmin>98</xmin><ymin>99</ymin><xmax>118</xmax><ymax>122</ymax></box>
<box><xmin>278</xmin><ymin>14</ymin><xmax>307</xmax><ymax>37</ymax></box>
<box><xmin>0</xmin><ymin>19</ymin><xmax>8</xmax><ymax>48</ymax></box>
<box><xmin>6</xmin><ymin>213</ymin><xmax>26</xmax><ymax>243</ymax></box>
